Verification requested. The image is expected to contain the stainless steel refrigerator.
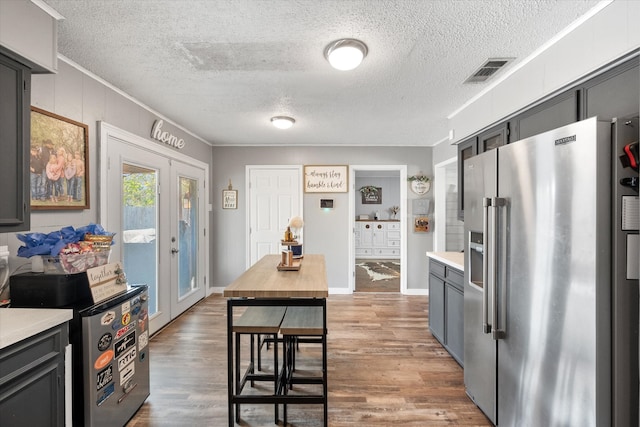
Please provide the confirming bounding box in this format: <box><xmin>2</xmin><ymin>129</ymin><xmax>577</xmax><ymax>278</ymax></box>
<box><xmin>463</xmin><ymin>116</ymin><xmax>639</xmax><ymax>426</ymax></box>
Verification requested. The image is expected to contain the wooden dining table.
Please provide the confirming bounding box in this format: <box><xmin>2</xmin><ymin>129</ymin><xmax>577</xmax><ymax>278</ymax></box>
<box><xmin>223</xmin><ymin>254</ymin><xmax>329</xmax><ymax>426</ymax></box>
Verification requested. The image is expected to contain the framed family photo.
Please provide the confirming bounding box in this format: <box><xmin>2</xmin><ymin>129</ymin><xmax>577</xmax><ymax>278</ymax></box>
<box><xmin>30</xmin><ymin>107</ymin><xmax>90</xmax><ymax>210</ymax></box>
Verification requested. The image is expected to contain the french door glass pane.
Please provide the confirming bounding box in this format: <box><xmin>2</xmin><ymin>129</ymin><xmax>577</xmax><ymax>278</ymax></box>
<box><xmin>178</xmin><ymin>176</ymin><xmax>198</xmax><ymax>299</ymax></box>
<box><xmin>122</xmin><ymin>163</ymin><xmax>159</xmax><ymax>315</ymax></box>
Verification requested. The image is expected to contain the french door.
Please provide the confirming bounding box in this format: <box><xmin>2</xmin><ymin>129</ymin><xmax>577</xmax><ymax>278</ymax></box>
<box><xmin>100</xmin><ymin>123</ymin><xmax>207</xmax><ymax>334</ymax></box>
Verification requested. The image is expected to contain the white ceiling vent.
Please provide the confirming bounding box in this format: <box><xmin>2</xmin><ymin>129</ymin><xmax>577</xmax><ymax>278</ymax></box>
<box><xmin>464</xmin><ymin>58</ymin><xmax>514</xmax><ymax>84</ymax></box>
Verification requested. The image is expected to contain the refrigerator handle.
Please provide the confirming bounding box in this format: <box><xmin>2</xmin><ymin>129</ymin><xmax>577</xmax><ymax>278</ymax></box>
<box><xmin>492</xmin><ymin>197</ymin><xmax>507</xmax><ymax>340</ymax></box>
<box><xmin>482</xmin><ymin>197</ymin><xmax>491</xmax><ymax>334</ymax></box>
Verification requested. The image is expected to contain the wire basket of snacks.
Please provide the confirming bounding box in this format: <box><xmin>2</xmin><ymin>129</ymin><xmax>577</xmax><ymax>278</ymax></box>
<box><xmin>43</xmin><ymin>243</ymin><xmax>112</xmax><ymax>274</ymax></box>
<box><xmin>18</xmin><ymin>224</ymin><xmax>115</xmax><ymax>274</ymax></box>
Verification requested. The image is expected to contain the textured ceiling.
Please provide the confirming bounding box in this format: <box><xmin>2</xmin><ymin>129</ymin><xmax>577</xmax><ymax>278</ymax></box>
<box><xmin>42</xmin><ymin>0</ymin><xmax>602</xmax><ymax>147</ymax></box>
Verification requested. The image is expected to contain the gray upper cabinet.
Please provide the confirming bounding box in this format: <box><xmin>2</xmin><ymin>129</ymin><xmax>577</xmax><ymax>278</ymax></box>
<box><xmin>0</xmin><ymin>53</ymin><xmax>30</xmax><ymax>232</ymax></box>
<box><xmin>458</xmin><ymin>124</ymin><xmax>508</xmax><ymax>220</ymax></box>
<box><xmin>478</xmin><ymin>123</ymin><xmax>509</xmax><ymax>153</ymax></box>
<box><xmin>511</xmin><ymin>89</ymin><xmax>579</xmax><ymax>142</ymax></box>
<box><xmin>582</xmin><ymin>61</ymin><xmax>639</xmax><ymax>121</ymax></box>
<box><xmin>457</xmin><ymin>136</ymin><xmax>477</xmax><ymax>221</ymax></box>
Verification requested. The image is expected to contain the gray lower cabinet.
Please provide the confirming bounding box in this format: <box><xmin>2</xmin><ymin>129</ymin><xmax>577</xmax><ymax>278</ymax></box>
<box><xmin>0</xmin><ymin>324</ymin><xmax>68</xmax><ymax>426</ymax></box>
<box><xmin>428</xmin><ymin>259</ymin><xmax>464</xmax><ymax>366</ymax></box>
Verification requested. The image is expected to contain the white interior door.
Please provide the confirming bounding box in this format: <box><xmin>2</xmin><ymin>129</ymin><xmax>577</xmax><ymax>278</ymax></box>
<box><xmin>101</xmin><ymin>123</ymin><xmax>209</xmax><ymax>335</ymax></box>
<box><xmin>247</xmin><ymin>166</ymin><xmax>302</xmax><ymax>267</ymax></box>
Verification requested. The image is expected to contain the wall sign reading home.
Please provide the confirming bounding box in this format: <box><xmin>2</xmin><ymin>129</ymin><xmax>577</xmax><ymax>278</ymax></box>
<box><xmin>304</xmin><ymin>165</ymin><xmax>348</xmax><ymax>193</ymax></box>
<box><xmin>151</xmin><ymin>119</ymin><xmax>186</xmax><ymax>149</ymax></box>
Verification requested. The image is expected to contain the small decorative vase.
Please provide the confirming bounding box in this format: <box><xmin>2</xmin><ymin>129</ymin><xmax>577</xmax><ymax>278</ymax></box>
<box><xmin>284</xmin><ymin>226</ymin><xmax>294</xmax><ymax>242</ymax></box>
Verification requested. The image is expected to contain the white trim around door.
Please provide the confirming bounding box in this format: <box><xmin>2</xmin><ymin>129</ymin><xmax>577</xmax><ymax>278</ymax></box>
<box><xmin>348</xmin><ymin>165</ymin><xmax>407</xmax><ymax>294</ymax></box>
<box><xmin>99</xmin><ymin>122</ymin><xmax>211</xmax><ymax>335</ymax></box>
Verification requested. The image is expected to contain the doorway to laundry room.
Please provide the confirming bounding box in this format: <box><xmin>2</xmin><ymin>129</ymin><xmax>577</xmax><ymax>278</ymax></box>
<box><xmin>350</xmin><ymin>165</ymin><xmax>407</xmax><ymax>293</ymax></box>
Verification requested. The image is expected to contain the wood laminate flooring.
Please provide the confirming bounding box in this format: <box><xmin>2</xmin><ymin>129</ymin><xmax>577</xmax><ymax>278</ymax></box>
<box><xmin>127</xmin><ymin>293</ymin><xmax>491</xmax><ymax>426</ymax></box>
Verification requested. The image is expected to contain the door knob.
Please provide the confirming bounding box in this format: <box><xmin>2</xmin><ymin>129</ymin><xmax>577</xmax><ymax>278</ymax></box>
<box><xmin>171</xmin><ymin>248</ymin><xmax>179</xmax><ymax>254</ymax></box>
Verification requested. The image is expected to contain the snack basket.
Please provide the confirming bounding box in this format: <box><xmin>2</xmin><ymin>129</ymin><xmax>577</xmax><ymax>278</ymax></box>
<box><xmin>43</xmin><ymin>250</ymin><xmax>111</xmax><ymax>274</ymax></box>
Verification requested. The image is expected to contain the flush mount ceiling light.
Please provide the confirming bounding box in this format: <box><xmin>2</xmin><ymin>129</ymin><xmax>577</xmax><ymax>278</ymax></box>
<box><xmin>324</xmin><ymin>38</ymin><xmax>368</xmax><ymax>71</ymax></box>
<box><xmin>270</xmin><ymin>116</ymin><xmax>295</xmax><ymax>129</ymax></box>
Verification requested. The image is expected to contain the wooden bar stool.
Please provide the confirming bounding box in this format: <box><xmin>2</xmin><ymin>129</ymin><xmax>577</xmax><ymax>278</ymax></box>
<box><xmin>279</xmin><ymin>305</ymin><xmax>327</xmax><ymax>427</ymax></box>
<box><xmin>232</xmin><ymin>305</ymin><xmax>286</xmax><ymax>424</ymax></box>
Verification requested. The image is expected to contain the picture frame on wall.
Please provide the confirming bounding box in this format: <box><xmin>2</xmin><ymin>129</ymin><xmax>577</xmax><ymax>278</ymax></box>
<box><xmin>361</xmin><ymin>187</ymin><xmax>382</xmax><ymax>204</ymax></box>
<box><xmin>223</xmin><ymin>189</ymin><xmax>238</xmax><ymax>209</ymax></box>
<box><xmin>30</xmin><ymin>107</ymin><xmax>90</xmax><ymax>210</ymax></box>
<box><xmin>414</xmin><ymin>216</ymin><xmax>430</xmax><ymax>232</ymax></box>
<box><xmin>303</xmin><ymin>165</ymin><xmax>348</xmax><ymax>193</ymax></box>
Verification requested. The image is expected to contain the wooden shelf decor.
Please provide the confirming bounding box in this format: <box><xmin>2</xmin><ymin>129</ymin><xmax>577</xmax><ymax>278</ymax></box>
<box><xmin>277</xmin><ymin>259</ymin><xmax>302</xmax><ymax>271</ymax></box>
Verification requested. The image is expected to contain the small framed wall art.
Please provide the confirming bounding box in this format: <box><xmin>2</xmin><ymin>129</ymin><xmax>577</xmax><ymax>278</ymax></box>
<box><xmin>414</xmin><ymin>216</ymin><xmax>430</xmax><ymax>232</ymax></box>
<box><xmin>360</xmin><ymin>186</ymin><xmax>382</xmax><ymax>204</ymax></box>
<box><xmin>222</xmin><ymin>189</ymin><xmax>237</xmax><ymax>209</ymax></box>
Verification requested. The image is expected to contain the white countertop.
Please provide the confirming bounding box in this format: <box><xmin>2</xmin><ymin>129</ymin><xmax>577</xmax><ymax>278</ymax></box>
<box><xmin>0</xmin><ymin>308</ymin><xmax>73</xmax><ymax>349</ymax></box>
<box><xmin>426</xmin><ymin>251</ymin><xmax>464</xmax><ymax>271</ymax></box>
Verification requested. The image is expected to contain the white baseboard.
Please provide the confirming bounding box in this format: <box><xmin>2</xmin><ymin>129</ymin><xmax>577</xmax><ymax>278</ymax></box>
<box><xmin>209</xmin><ymin>286</ymin><xmax>428</xmax><ymax>296</ymax></box>
<box><xmin>404</xmin><ymin>288</ymin><xmax>428</xmax><ymax>296</ymax></box>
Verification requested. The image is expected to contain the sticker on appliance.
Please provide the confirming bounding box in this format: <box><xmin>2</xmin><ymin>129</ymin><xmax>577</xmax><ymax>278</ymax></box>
<box><xmin>97</xmin><ymin>382</ymin><xmax>115</xmax><ymax>407</ymax></box>
<box><xmin>121</xmin><ymin>300</ymin><xmax>131</xmax><ymax>315</ymax></box>
<box><xmin>122</xmin><ymin>312</ymin><xmax>131</xmax><ymax>326</ymax></box>
<box><xmin>101</xmin><ymin>311</ymin><xmax>116</xmax><ymax>326</ymax></box>
<box><xmin>117</xmin><ymin>347</ymin><xmax>137</xmax><ymax>371</ymax></box>
<box><xmin>96</xmin><ymin>365</ymin><xmax>113</xmax><ymax>391</ymax></box>
<box><xmin>120</xmin><ymin>362</ymin><xmax>135</xmax><ymax>385</ymax></box>
<box><xmin>114</xmin><ymin>331</ymin><xmax>136</xmax><ymax>358</ymax></box>
<box><xmin>111</xmin><ymin>319</ymin><xmax>123</xmax><ymax>331</ymax></box>
<box><xmin>94</xmin><ymin>350</ymin><xmax>114</xmax><ymax>370</ymax></box>
<box><xmin>97</xmin><ymin>332</ymin><xmax>113</xmax><ymax>352</ymax></box>
<box><xmin>115</xmin><ymin>323</ymin><xmax>134</xmax><ymax>340</ymax></box>
<box><xmin>138</xmin><ymin>330</ymin><xmax>149</xmax><ymax>351</ymax></box>
<box><xmin>138</xmin><ymin>318</ymin><xmax>147</xmax><ymax>333</ymax></box>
